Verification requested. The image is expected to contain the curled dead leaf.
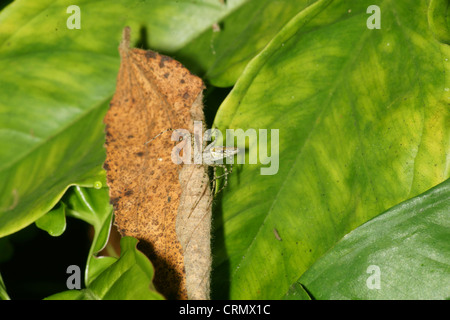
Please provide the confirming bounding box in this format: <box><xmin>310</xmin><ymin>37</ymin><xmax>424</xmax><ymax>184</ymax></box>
<box><xmin>104</xmin><ymin>27</ymin><xmax>212</xmax><ymax>300</ymax></box>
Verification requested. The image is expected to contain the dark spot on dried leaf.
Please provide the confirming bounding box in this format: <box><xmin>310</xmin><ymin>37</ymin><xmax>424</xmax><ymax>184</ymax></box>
<box><xmin>159</xmin><ymin>55</ymin><xmax>172</xmax><ymax>68</ymax></box>
<box><xmin>145</xmin><ymin>51</ymin><xmax>157</xmax><ymax>59</ymax></box>
<box><xmin>110</xmin><ymin>197</ymin><xmax>120</xmax><ymax>206</ymax></box>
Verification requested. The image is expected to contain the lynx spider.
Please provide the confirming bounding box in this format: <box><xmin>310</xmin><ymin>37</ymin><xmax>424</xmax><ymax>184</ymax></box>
<box><xmin>146</xmin><ymin>128</ymin><xmax>238</xmax><ymax>194</ymax></box>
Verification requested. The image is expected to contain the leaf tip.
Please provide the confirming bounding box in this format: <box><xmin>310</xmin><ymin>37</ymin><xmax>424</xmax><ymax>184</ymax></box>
<box><xmin>120</xmin><ymin>26</ymin><xmax>131</xmax><ymax>53</ymax></box>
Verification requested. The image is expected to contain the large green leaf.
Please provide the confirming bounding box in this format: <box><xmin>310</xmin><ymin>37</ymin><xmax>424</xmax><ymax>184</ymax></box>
<box><xmin>44</xmin><ymin>236</ymin><xmax>164</xmax><ymax>300</ymax></box>
<box><xmin>297</xmin><ymin>178</ymin><xmax>450</xmax><ymax>300</ymax></box>
<box><xmin>176</xmin><ymin>0</ymin><xmax>319</xmax><ymax>87</ymax></box>
<box><xmin>212</xmin><ymin>0</ymin><xmax>449</xmax><ymax>299</ymax></box>
<box><xmin>0</xmin><ymin>0</ymin><xmax>247</xmax><ymax>237</ymax></box>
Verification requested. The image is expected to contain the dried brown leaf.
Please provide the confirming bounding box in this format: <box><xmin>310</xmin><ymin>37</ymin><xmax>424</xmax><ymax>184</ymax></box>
<box><xmin>104</xmin><ymin>27</ymin><xmax>211</xmax><ymax>300</ymax></box>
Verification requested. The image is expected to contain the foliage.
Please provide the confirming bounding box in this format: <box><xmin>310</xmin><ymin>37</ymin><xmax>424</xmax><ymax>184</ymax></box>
<box><xmin>0</xmin><ymin>0</ymin><xmax>448</xmax><ymax>299</ymax></box>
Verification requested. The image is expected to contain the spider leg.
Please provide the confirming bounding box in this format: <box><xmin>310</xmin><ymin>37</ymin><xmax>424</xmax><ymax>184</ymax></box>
<box><xmin>213</xmin><ymin>164</ymin><xmax>229</xmax><ymax>194</ymax></box>
<box><xmin>214</xmin><ymin>165</ymin><xmax>229</xmax><ymax>180</ymax></box>
<box><xmin>144</xmin><ymin>128</ymin><xmax>173</xmax><ymax>145</ymax></box>
<box><xmin>211</xmin><ymin>166</ymin><xmax>217</xmax><ymax>194</ymax></box>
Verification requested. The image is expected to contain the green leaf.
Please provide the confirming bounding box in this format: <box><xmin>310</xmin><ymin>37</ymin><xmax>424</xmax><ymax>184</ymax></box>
<box><xmin>282</xmin><ymin>283</ymin><xmax>311</xmax><ymax>300</ymax></box>
<box><xmin>0</xmin><ymin>273</ymin><xmax>10</xmax><ymax>300</ymax></box>
<box><xmin>44</xmin><ymin>236</ymin><xmax>165</xmax><ymax>300</ymax></box>
<box><xmin>297</xmin><ymin>178</ymin><xmax>450</xmax><ymax>300</ymax></box>
<box><xmin>62</xmin><ymin>186</ymin><xmax>113</xmax><ymax>285</ymax></box>
<box><xmin>212</xmin><ymin>0</ymin><xmax>449</xmax><ymax>299</ymax></box>
<box><xmin>35</xmin><ymin>202</ymin><xmax>67</xmax><ymax>237</ymax></box>
<box><xmin>0</xmin><ymin>0</ymin><xmax>246</xmax><ymax>237</ymax></box>
<box><xmin>428</xmin><ymin>0</ymin><xmax>450</xmax><ymax>44</ymax></box>
<box><xmin>177</xmin><ymin>0</ymin><xmax>319</xmax><ymax>87</ymax></box>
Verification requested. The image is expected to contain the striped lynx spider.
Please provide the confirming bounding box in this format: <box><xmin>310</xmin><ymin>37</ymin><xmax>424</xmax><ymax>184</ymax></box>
<box><xmin>146</xmin><ymin>125</ymin><xmax>239</xmax><ymax>194</ymax></box>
